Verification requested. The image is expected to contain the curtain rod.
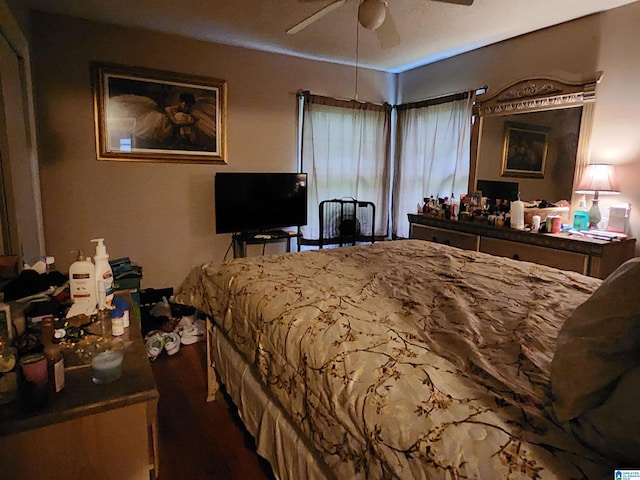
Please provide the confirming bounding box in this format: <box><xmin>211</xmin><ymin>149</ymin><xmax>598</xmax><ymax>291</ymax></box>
<box><xmin>395</xmin><ymin>85</ymin><xmax>487</xmax><ymax>111</ymax></box>
<box><xmin>298</xmin><ymin>86</ymin><xmax>486</xmax><ymax>111</ymax></box>
<box><xmin>297</xmin><ymin>90</ymin><xmax>391</xmax><ymax>112</ymax></box>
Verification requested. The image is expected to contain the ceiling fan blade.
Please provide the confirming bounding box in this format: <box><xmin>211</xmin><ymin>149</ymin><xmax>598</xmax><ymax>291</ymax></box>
<box><xmin>376</xmin><ymin>6</ymin><xmax>400</xmax><ymax>49</ymax></box>
<box><xmin>431</xmin><ymin>0</ymin><xmax>474</xmax><ymax>5</ymax></box>
<box><xmin>287</xmin><ymin>0</ymin><xmax>349</xmax><ymax>35</ymax></box>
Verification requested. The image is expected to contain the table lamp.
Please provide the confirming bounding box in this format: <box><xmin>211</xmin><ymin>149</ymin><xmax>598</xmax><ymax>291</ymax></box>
<box><xmin>575</xmin><ymin>163</ymin><xmax>620</xmax><ymax>229</ymax></box>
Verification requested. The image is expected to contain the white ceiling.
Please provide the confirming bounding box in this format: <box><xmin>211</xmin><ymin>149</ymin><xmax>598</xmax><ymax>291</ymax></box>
<box><xmin>24</xmin><ymin>0</ymin><xmax>638</xmax><ymax>73</ymax></box>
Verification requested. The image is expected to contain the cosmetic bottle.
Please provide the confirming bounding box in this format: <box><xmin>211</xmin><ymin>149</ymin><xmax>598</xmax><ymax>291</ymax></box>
<box><xmin>42</xmin><ymin>318</ymin><xmax>64</xmax><ymax>394</ymax></box>
<box><xmin>510</xmin><ymin>193</ymin><xmax>525</xmax><ymax>230</ymax></box>
<box><xmin>110</xmin><ymin>307</ymin><xmax>125</xmax><ymax>337</ymax></box>
<box><xmin>573</xmin><ymin>199</ymin><xmax>589</xmax><ymax>231</ymax></box>
<box><xmin>91</xmin><ymin>238</ymin><xmax>114</xmax><ymax>310</ymax></box>
<box><xmin>69</xmin><ymin>250</ymin><xmax>96</xmax><ymax>305</ymax></box>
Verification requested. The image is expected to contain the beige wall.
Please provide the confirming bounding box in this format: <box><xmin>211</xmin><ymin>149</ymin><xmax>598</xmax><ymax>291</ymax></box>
<box><xmin>398</xmin><ymin>2</ymin><xmax>640</xmax><ymax>251</ymax></box>
<box><xmin>4</xmin><ymin>0</ymin><xmax>29</xmax><ymax>35</ymax></box>
<box><xmin>29</xmin><ymin>3</ymin><xmax>640</xmax><ymax>289</ymax></box>
<box><xmin>30</xmin><ymin>12</ymin><xmax>389</xmax><ymax>289</ymax></box>
<box><xmin>397</xmin><ymin>13</ymin><xmax>602</xmax><ymax>103</ymax></box>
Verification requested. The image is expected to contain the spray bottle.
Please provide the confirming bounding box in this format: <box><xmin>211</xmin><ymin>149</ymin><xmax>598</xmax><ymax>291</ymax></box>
<box><xmin>91</xmin><ymin>238</ymin><xmax>114</xmax><ymax>310</ymax></box>
<box><xmin>69</xmin><ymin>250</ymin><xmax>96</xmax><ymax>306</ymax></box>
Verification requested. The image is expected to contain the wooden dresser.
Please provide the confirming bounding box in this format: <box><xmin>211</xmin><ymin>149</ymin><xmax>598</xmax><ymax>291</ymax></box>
<box><xmin>408</xmin><ymin>214</ymin><xmax>636</xmax><ymax>279</ymax></box>
<box><xmin>0</xmin><ymin>294</ymin><xmax>159</xmax><ymax>480</ymax></box>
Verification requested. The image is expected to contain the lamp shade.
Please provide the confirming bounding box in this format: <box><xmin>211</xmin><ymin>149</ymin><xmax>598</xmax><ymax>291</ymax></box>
<box><xmin>575</xmin><ymin>163</ymin><xmax>620</xmax><ymax>194</ymax></box>
<box><xmin>358</xmin><ymin>0</ymin><xmax>386</xmax><ymax>30</ymax></box>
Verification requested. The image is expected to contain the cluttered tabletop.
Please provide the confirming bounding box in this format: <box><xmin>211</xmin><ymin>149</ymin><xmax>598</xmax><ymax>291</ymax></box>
<box><xmin>0</xmin><ymin>248</ymin><xmax>155</xmax><ymax>437</ymax></box>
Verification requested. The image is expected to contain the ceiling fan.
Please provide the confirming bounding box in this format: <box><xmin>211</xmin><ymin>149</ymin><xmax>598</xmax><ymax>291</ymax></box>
<box><xmin>287</xmin><ymin>0</ymin><xmax>474</xmax><ymax>48</ymax></box>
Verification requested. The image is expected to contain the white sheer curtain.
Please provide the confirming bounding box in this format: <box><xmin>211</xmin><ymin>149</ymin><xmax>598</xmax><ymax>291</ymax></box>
<box><xmin>299</xmin><ymin>92</ymin><xmax>391</xmax><ymax>241</ymax></box>
<box><xmin>392</xmin><ymin>94</ymin><xmax>473</xmax><ymax>238</ymax></box>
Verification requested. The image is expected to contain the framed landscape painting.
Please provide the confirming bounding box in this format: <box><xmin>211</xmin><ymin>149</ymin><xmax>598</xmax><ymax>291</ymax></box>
<box><xmin>501</xmin><ymin>121</ymin><xmax>549</xmax><ymax>178</ymax></box>
<box><xmin>92</xmin><ymin>62</ymin><xmax>227</xmax><ymax>164</ymax></box>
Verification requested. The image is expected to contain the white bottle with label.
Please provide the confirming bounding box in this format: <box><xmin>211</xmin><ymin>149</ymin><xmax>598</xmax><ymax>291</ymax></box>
<box><xmin>510</xmin><ymin>193</ymin><xmax>525</xmax><ymax>230</ymax></box>
<box><xmin>110</xmin><ymin>307</ymin><xmax>125</xmax><ymax>336</ymax></box>
<box><xmin>69</xmin><ymin>251</ymin><xmax>96</xmax><ymax>306</ymax></box>
<box><xmin>91</xmin><ymin>238</ymin><xmax>114</xmax><ymax>310</ymax></box>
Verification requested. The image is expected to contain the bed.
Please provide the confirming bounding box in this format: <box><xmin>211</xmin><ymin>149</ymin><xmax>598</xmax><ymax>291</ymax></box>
<box><xmin>175</xmin><ymin>239</ymin><xmax>639</xmax><ymax>479</ymax></box>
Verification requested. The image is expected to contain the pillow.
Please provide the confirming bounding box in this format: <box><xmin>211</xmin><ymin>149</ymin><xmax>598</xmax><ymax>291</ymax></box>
<box><xmin>568</xmin><ymin>365</ymin><xmax>640</xmax><ymax>465</ymax></box>
<box><xmin>550</xmin><ymin>256</ymin><xmax>640</xmax><ymax>422</ymax></box>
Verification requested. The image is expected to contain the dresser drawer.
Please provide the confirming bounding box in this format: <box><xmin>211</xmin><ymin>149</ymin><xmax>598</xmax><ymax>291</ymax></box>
<box><xmin>410</xmin><ymin>224</ymin><xmax>480</xmax><ymax>251</ymax></box>
<box><xmin>480</xmin><ymin>237</ymin><xmax>589</xmax><ymax>274</ymax></box>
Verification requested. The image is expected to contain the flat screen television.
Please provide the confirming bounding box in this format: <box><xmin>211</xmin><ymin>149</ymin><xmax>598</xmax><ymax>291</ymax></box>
<box><xmin>476</xmin><ymin>179</ymin><xmax>520</xmax><ymax>202</ymax></box>
<box><xmin>215</xmin><ymin>172</ymin><xmax>308</xmax><ymax>234</ymax></box>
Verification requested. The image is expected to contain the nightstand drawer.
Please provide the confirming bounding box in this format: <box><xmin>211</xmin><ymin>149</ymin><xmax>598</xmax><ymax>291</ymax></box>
<box><xmin>410</xmin><ymin>224</ymin><xmax>480</xmax><ymax>251</ymax></box>
<box><xmin>480</xmin><ymin>237</ymin><xmax>589</xmax><ymax>274</ymax></box>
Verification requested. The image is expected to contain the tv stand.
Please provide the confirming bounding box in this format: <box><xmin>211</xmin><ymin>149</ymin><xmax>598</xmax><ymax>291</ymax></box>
<box><xmin>232</xmin><ymin>230</ymin><xmax>300</xmax><ymax>258</ymax></box>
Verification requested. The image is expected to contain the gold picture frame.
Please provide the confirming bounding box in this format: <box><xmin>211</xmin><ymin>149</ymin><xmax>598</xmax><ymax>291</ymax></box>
<box><xmin>92</xmin><ymin>62</ymin><xmax>227</xmax><ymax>164</ymax></box>
<box><xmin>501</xmin><ymin>121</ymin><xmax>549</xmax><ymax>178</ymax></box>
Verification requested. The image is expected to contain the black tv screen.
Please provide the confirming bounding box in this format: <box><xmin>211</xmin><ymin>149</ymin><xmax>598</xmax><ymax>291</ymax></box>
<box><xmin>215</xmin><ymin>172</ymin><xmax>308</xmax><ymax>234</ymax></box>
<box><xmin>476</xmin><ymin>179</ymin><xmax>520</xmax><ymax>202</ymax></box>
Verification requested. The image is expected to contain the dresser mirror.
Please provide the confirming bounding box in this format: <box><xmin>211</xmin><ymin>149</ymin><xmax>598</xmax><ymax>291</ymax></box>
<box><xmin>470</xmin><ymin>74</ymin><xmax>602</xmax><ymax>204</ymax></box>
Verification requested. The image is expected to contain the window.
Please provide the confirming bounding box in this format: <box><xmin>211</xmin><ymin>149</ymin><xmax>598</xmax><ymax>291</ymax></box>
<box><xmin>298</xmin><ymin>91</ymin><xmax>473</xmax><ymax>242</ymax></box>
<box><xmin>299</xmin><ymin>92</ymin><xmax>391</xmax><ymax>242</ymax></box>
<box><xmin>393</xmin><ymin>94</ymin><xmax>473</xmax><ymax>238</ymax></box>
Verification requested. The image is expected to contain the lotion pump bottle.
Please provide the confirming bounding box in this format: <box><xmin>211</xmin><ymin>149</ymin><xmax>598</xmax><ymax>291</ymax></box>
<box><xmin>69</xmin><ymin>250</ymin><xmax>96</xmax><ymax>306</ymax></box>
<box><xmin>91</xmin><ymin>238</ymin><xmax>114</xmax><ymax>310</ymax></box>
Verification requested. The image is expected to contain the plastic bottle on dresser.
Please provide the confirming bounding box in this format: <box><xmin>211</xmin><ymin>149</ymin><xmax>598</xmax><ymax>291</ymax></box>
<box><xmin>450</xmin><ymin>194</ymin><xmax>460</xmax><ymax>219</ymax></box>
<box><xmin>45</xmin><ymin>256</ymin><xmax>56</xmax><ymax>273</ymax></box>
<box><xmin>510</xmin><ymin>193</ymin><xmax>525</xmax><ymax>230</ymax></box>
<box><xmin>41</xmin><ymin>317</ymin><xmax>64</xmax><ymax>393</ymax></box>
<box><xmin>443</xmin><ymin>197</ymin><xmax>451</xmax><ymax>219</ymax></box>
<box><xmin>572</xmin><ymin>199</ymin><xmax>589</xmax><ymax>231</ymax></box>
<box><xmin>110</xmin><ymin>307</ymin><xmax>125</xmax><ymax>336</ymax></box>
<box><xmin>113</xmin><ymin>296</ymin><xmax>130</xmax><ymax>328</ymax></box>
<box><xmin>531</xmin><ymin>215</ymin><xmax>542</xmax><ymax>232</ymax></box>
<box><xmin>91</xmin><ymin>238</ymin><xmax>114</xmax><ymax>310</ymax></box>
<box><xmin>69</xmin><ymin>251</ymin><xmax>96</xmax><ymax>305</ymax></box>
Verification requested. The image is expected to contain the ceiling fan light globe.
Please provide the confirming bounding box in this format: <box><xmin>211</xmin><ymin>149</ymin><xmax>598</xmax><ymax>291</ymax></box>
<box><xmin>358</xmin><ymin>0</ymin><xmax>386</xmax><ymax>30</ymax></box>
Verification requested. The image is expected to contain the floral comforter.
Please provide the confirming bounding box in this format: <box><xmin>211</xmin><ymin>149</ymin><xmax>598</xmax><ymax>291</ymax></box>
<box><xmin>177</xmin><ymin>239</ymin><xmax>612</xmax><ymax>479</ymax></box>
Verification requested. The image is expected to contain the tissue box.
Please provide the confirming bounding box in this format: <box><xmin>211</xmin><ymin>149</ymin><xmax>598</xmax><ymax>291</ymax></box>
<box><xmin>607</xmin><ymin>205</ymin><xmax>631</xmax><ymax>233</ymax></box>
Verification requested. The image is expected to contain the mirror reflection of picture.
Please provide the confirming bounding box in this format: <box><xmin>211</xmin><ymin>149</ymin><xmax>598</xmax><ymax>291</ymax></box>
<box><xmin>472</xmin><ymin>75</ymin><xmax>600</xmax><ymax>204</ymax></box>
<box><xmin>502</xmin><ymin>122</ymin><xmax>549</xmax><ymax>178</ymax></box>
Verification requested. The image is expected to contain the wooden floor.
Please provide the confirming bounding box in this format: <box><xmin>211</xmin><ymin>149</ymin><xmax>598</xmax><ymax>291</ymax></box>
<box><xmin>150</xmin><ymin>340</ymin><xmax>276</xmax><ymax>480</ymax></box>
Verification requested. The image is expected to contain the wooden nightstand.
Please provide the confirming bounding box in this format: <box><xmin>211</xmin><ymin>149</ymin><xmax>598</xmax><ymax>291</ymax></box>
<box><xmin>0</xmin><ymin>295</ymin><xmax>159</xmax><ymax>480</ymax></box>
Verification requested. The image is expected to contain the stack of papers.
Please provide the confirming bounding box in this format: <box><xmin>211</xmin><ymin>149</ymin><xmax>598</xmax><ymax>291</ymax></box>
<box><xmin>579</xmin><ymin>230</ymin><xmax>627</xmax><ymax>240</ymax></box>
